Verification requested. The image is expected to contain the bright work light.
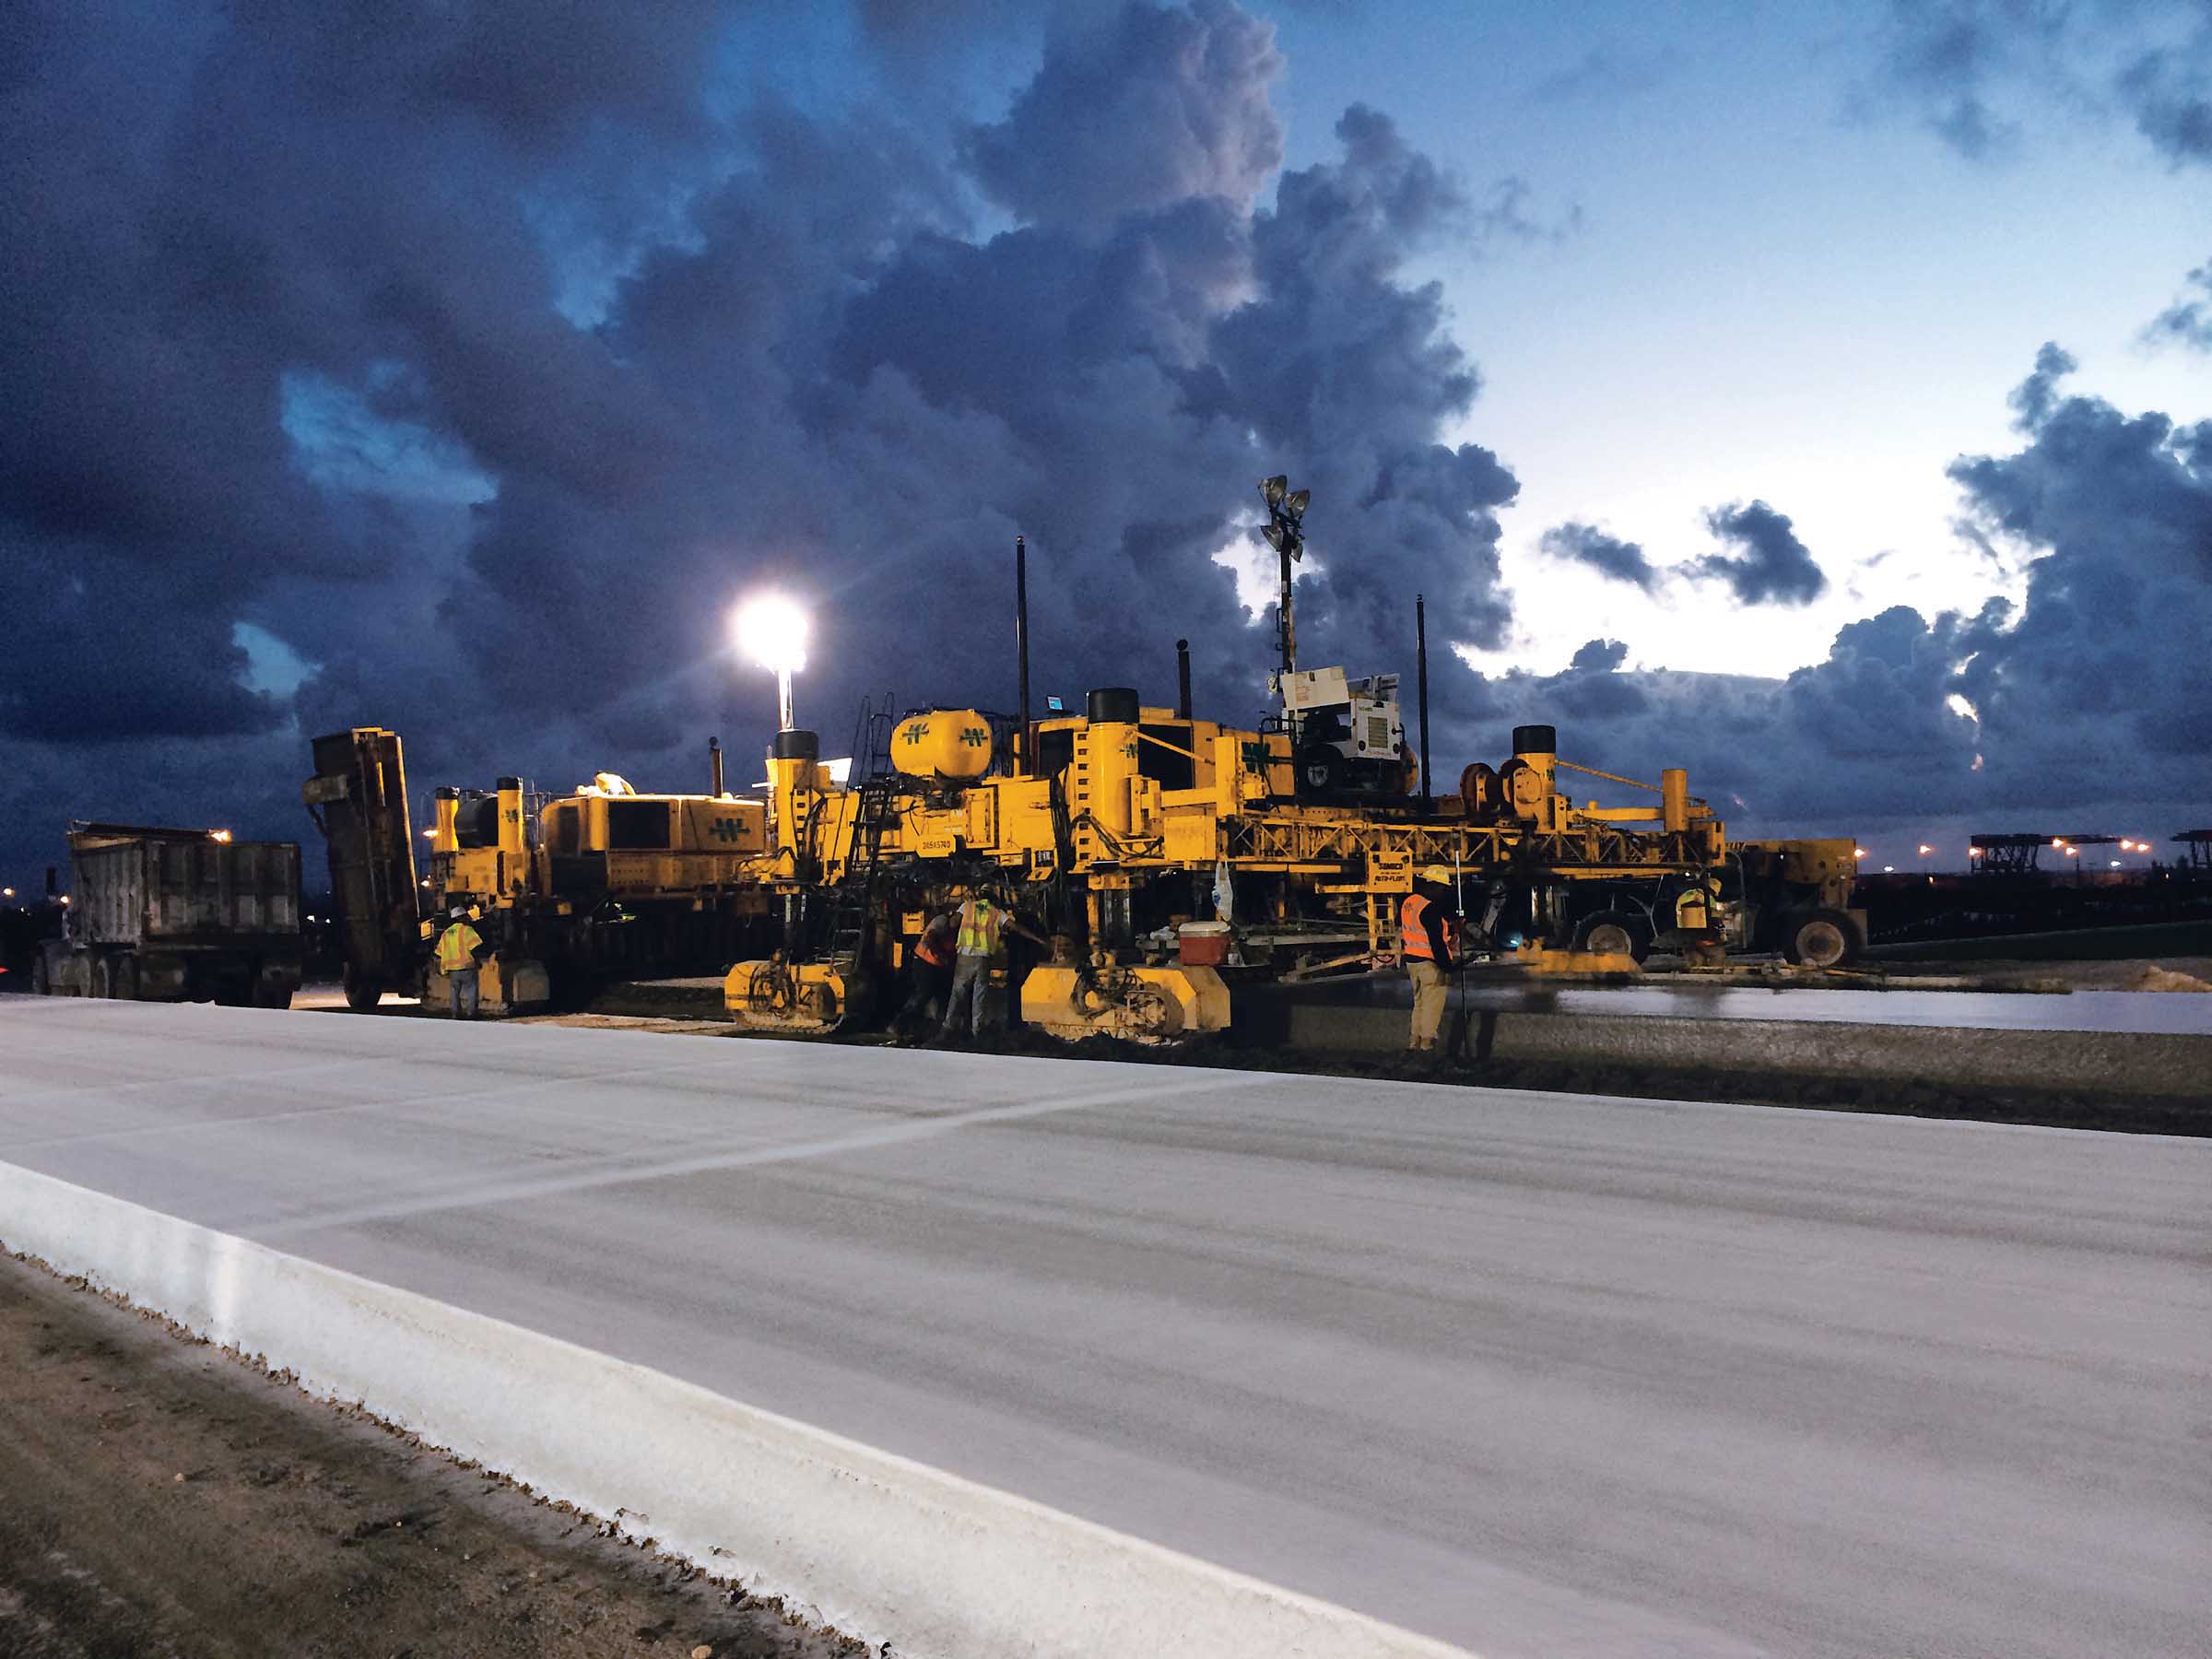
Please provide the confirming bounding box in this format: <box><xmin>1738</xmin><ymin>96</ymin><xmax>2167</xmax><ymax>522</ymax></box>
<box><xmin>734</xmin><ymin>593</ymin><xmax>811</xmax><ymax>731</ymax></box>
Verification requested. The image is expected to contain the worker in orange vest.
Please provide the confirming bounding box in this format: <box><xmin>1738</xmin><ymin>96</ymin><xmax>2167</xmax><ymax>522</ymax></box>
<box><xmin>894</xmin><ymin>908</ymin><xmax>959</xmax><ymax>1038</ymax></box>
<box><xmin>1400</xmin><ymin>865</ymin><xmax>1461</xmax><ymax>1055</ymax></box>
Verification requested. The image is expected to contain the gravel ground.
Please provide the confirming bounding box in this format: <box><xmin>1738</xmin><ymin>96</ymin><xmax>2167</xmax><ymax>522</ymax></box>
<box><xmin>0</xmin><ymin>1251</ymin><xmax>873</xmax><ymax>1659</ymax></box>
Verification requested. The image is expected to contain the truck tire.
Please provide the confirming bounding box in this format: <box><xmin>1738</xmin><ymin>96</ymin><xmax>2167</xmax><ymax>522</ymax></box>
<box><xmin>112</xmin><ymin>955</ymin><xmax>139</xmax><ymax>1001</ymax></box>
<box><xmin>1571</xmin><ymin>909</ymin><xmax>1651</xmax><ymax>962</ymax></box>
<box><xmin>253</xmin><ymin>980</ymin><xmax>294</xmax><ymax>1011</ymax></box>
<box><xmin>1783</xmin><ymin>907</ymin><xmax>1863</xmax><ymax>970</ymax></box>
<box><xmin>92</xmin><ymin>958</ymin><xmax>114</xmax><ymax>999</ymax></box>
<box><xmin>341</xmin><ymin>966</ymin><xmax>382</xmax><ymax>1013</ymax></box>
<box><xmin>29</xmin><ymin>953</ymin><xmax>51</xmax><ymax>995</ymax></box>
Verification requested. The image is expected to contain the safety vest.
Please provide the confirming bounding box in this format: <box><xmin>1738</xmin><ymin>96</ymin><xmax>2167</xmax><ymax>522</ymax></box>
<box><xmin>955</xmin><ymin>898</ymin><xmax>1002</xmax><ymax>958</ymax></box>
<box><xmin>1400</xmin><ymin>893</ymin><xmax>1453</xmax><ymax>961</ymax></box>
<box><xmin>1675</xmin><ymin>886</ymin><xmax>1713</xmax><ymax>932</ymax></box>
<box><xmin>436</xmin><ymin>921</ymin><xmax>483</xmax><ymax>973</ymax></box>
<box><xmin>915</xmin><ymin>915</ymin><xmax>956</xmax><ymax>969</ymax></box>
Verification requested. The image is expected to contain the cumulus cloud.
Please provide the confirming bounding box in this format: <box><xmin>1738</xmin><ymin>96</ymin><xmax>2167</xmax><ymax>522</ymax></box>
<box><xmin>1539</xmin><ymin>521</ymin><xmax>1659</xmax><ymax>590</ymax></box>
<box><xmin>1690</xmin><ymin>500</ymin><xmax>1828</xmax><ymax>606</ymax></box>
<box><xmin>1569</xmin><ymin>638</ymin><xmax>1629</xmax><ymax>673</ymax></box>
<box><xmin>1946</xmin><ymin>349</ymin><xmax>2212</xmax><ymax>779</ymax></box>
<box><xmin>2143</xmin><ymin>258</ymin><xmax>2212</xmax><ymax>350</ymax></box>
<box><xmin>960</xmin><ymin>0</ymin><xmax>1285</xmax><ymax>233</ymax></box>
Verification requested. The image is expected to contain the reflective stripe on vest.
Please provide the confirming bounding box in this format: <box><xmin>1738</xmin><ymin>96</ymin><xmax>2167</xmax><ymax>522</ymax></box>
<box><xmin>437</xmin><ymin>923</ymin><xmax>481</xmax><ymax>973</ymax></box>
<box><xmin>1400</xmin><ymin>893</ymin><xmax>1436</xmax><ymax>960</ymax></box>
<box><xmin>956</xmin><ymin>900</ymin><xmax>1001</xmax><ymax>957</ymax></box>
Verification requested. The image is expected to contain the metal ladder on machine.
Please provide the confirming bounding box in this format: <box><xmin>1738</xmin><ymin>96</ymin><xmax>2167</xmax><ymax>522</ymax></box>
<box><xmin>816</xmin><ymin>695</ymin><xmax>900</xmax><ymax>985</ymax></box>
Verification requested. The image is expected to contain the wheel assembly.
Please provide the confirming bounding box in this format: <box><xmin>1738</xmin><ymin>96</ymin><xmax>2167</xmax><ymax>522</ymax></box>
<box><xmin>1571</xmin><ymin>909</ymin><xmax>1649</xmax><ymax>962</ymax></box>
<box><xmin>1783</xmin><ymin>907</ymin><xmax>1863</xmax><ymax>970</ymax></box>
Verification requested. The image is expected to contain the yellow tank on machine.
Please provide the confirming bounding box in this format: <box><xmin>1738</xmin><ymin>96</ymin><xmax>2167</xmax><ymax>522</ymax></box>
<box><xmin>891</xmin><ymin>710</ymin><xmax>995</xmax><ymax>781</ymax></box>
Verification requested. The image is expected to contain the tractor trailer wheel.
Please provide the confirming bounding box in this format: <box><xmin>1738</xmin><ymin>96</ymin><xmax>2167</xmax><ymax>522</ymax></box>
<box><xmin>341</xmin><ymin>966</ymin><xmax>382</xmax><ymax>1013</ymax></box>
<box><xmin>29</xmin><ymin>953</ymin><xmax>51</xmax><ymax>995</ymax></box>
<box><xmin>1571</xmin><ymin>909</ymin><xmax>1651</xmax><ymax>962</ymax></box>
<box><xmin>112</xmin><ymin>955</ymin><xmax>139</xmax><ymax>1001</ymax></box>
<box><xmin>1783</xmin><ymin>907</ymin><xmax>1863</xmax><ymax>970</ymax></box>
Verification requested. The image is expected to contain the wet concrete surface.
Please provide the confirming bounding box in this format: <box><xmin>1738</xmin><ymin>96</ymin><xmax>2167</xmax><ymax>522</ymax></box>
<box><xmin>1263</xmin><ymin>973</ymin><xmax>2212</xmax><ymax>1035</ymax></box>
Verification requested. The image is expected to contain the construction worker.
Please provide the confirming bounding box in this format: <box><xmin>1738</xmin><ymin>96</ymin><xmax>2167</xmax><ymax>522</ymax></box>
<box><xmin>1674</xmin><ymin>872</ymin><xmax>1728</xmax><ymax>968</ymax></box>
<box><xmin>1400</xmin><ymin>865</ymin><xmax>1461</xmax><ymax>1055</ymax></box>
<box><xmin>935</xmin><ymin>889</ymin><xmax>1046</xmax><ymax>1044</ymax></box>
<box><xmin>435</xmin><ymin>906</ymin><xmax>488</xmax><ymax>1019</ymax></box>
<box><xmin>894</xmin><ymin>907</ymin><xmax>959</xmax><ymax>1037</ymax></box>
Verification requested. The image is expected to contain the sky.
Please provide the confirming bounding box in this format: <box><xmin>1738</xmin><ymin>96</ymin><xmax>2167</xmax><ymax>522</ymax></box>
<box><xmin>2</xmin><ymin>0</ymin><xmax>2207</xmax><ymax>893</ymax></box>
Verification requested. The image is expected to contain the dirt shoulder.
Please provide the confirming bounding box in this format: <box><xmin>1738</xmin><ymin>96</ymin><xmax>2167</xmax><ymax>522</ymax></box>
<box><xmin>0</xmin><ymin>1252</ymin><xmax>870</xmax><ymax>1659</ymax></box>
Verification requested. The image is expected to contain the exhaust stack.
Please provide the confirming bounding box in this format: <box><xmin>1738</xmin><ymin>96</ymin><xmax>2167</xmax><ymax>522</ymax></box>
<box><xmin>1015</xmin><ymin>535</ymin><xmax>1032</xmax><ymax>775</ymax></box>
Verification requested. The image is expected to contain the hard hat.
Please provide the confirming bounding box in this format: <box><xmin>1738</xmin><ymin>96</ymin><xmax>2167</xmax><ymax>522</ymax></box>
<box><xmin>449</xmin><ymin>905</ymin><xmax>465</xmax><ymax>918</ymax></box>
<box><xmin>1417</xmin><ymin>865</ymin><xmax>1453</xmax><ymax>885</ymax></box>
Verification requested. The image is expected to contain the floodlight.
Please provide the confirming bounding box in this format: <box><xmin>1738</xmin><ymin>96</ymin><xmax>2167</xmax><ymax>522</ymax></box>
<box><xmin>734</xmin><ymin>594</ymin><xmax>809</xmax><ymax>676</ymax></box>
<box><xmin>1263</xmin><ymin>523</ymin><xmax>1287</xmax><ymax>552</ymax></box>
<box><xmin>210</xmin><ymin>829</ymin><xmax>233</xmax><ymax>843</ymax></box>
<box><xmin>1262</xmin><ymin>475</ymin><xmax>1288</xmax><ymax>506</ymax></box>
<box><xmin>734</xmin><ymin>592</ymin><xmax>812</xmax><ymax>731</ymax></box>
<box><xmin>1285</xmin><ymin>488</ymin><xmax>1310</xmax><ymax>520</ymax></box>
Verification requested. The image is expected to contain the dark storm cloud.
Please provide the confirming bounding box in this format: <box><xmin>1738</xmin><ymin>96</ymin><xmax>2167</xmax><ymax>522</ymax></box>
<box><xmin>2</xmin><ymin>0</ymin><xmax>1528</xmax><ymax>874</ymax></box>
<box><xmin>960</xmin><ymin>0</ymin><xmax>1285</xmax><ymax>233</ymax></box>
<box><xmin>1868</xmin><ymin>1</ymin><xmax>2212</xmax><ymax>168</ymax></box>
<box><xmin>2144</xmin><ymin>258</ymin><xmax>2212</xmax><ymax>350</ymax></box>
<box><xmin>1947</xmin><ymin>350</ymin><xmax>2212</xmax><ymax>773</ymax></box>
<box><xmin>1539</xmin><ymin>522</ymin><xmax>1659</xmax><ymax>590</ymax></box>
<box><xmin>1690</xmin><ymin>500</ymin><xmax>1828</xmax><ymax>606</ymax></box>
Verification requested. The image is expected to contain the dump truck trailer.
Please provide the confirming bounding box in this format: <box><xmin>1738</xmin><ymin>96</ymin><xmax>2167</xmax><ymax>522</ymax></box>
<box><xmin>302</xmin><ymin>726</ymin><xmax>421</xmax><ymax>1010</ymax></box>
<box><xmin>29</xmin><ymin>824</ymin><xmax>303</xmax><ymax>1006</ymax></box>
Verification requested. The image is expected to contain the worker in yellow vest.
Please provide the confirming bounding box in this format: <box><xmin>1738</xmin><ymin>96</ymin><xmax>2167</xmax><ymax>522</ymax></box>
<box><xmin>1400</xmin><ymin>865</ymin><xmax>1461</xmax><ymax>1055</ymax></box>
<box><xmin>933</xmin><ymin>890</ymin><xmax>1047</xmax><ymax>1044</ymax></box>
<box><xmin>435</xmin><ymin>906</ymin><xmax>488</xmax><ymax>1019</ymax></box>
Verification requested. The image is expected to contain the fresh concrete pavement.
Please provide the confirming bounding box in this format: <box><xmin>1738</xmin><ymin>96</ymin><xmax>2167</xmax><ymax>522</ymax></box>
<box><xmin>1</xmin><ymin>998</ymin><xmax>2206</xmax><ymax>1658</ymax></box>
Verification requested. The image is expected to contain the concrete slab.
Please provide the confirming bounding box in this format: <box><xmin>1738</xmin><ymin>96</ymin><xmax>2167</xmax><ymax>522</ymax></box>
<box><xmin>2</xmin><ymin>998</ymin><xmax>2206</xmax><ymax>1658</ymax></box>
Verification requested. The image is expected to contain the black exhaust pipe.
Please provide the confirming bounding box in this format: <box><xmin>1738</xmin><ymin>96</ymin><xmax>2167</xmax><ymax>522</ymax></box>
<box><xmin>1016</xmin><ymin>535</ymin><xmax>1032</xmax><ymax>775</ymax></box>
<box><xmin>709</xmin><ymin>735</ymin><xmax>724</xmax><ymax>798</ymax></box>
<box><xmin>1416</xmin><ymin>593</ymin><xmax>1431</xmax><ymax>814</ymax></box>
<box><xmin>1176</xmin><ymin>638</ymin><xmax>1193</xmax><ymax>719</ymax></box>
